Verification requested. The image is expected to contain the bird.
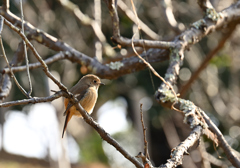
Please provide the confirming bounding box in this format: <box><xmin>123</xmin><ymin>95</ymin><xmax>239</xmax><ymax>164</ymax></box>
<box><xmin>62</xmin><ymin>74</ymin><xmax>104</xmax><ymax>138</ymax></box>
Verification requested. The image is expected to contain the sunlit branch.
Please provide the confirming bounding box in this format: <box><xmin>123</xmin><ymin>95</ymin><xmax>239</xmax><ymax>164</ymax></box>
<box><xmin>0</xmin><ymin>91</ymin><xmax>65</xmax><ymax>107</ymax></box>
<box><xmin>159</xmin><ymin>126</ymin><xmax>202</xmax><ymax>168</ymax></box>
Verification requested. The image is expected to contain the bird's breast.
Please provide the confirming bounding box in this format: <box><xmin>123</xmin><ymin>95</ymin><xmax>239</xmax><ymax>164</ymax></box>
<box><xmin>64</xmin><ymin>87</ymin><xmax>98</xmax><ymax>117</ymax></box>
<box><xmin>80</xmin><ymin>87</ymin><xmax>98</xmax><ymax>114</ymax></box>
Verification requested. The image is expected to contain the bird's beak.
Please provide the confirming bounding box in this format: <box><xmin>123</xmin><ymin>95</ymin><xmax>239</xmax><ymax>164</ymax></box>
<box><xmin>99</xmin><ymin>82</ymin><xmax>105</xmax><ymax>85</ymax></box>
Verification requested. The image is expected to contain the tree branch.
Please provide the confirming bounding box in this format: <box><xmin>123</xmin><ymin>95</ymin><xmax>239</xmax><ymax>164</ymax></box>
<box><xmin>159</xmin><ymin>125</ymin><xmax>202</xmax><ymax>168</ymax></box>
<box><xmin>2</xmin><ymin>0</ymin><xmax>9</xmax><ymax>11</ymax></box>
<box><xmin>3</xmin><ymin>17</ymin><xmax>67</xmax><ymax>92</ymax></box>
<box><xmin>19</xmin><ymin>0</ymin><xmax>32</xmax><ymax>96</ymax></box>
<box><xmin>179</xmin><ymin>22</ymin><xmax>237</xmax><ymax>97</ymax></box>
<box><xmin>0</xmin><ymin>91</ymin><xmax>65</xmax><ymax>107</ymax></box>
<box><xmin>105</xmin><ymin>0</ymin><xmax>175</xmax><ymax>49</ymax></box>
<box><xmin>65</xmin><ymin>94</ymin><xmax>144</xmax><ymax>168</ymax></box>
<box><xmin>117</xmin><ymin>0</ymin><xmax>160</xmax><ymax>40</ymax></box>
<box><xmin>201</xmin><ymin>110</ymin><xmax>240</xmax><ymax>167</ymax></box>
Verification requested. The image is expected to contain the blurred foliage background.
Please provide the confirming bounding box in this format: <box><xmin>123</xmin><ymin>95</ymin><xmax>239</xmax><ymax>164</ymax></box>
<box><xmin>1</xmin><ymin>0</ymin><xmax>240</xmax><ymax>168</ymax></box>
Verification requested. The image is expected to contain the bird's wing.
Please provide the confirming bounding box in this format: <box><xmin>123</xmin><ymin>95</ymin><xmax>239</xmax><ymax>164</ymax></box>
<box><xmin>71</xmin><ymin>84</ymin><xmax>88</xmax><ymax>101</ymax></box>
<box><xmin>63</xmin><ymin>84</ymin><xmax>88</xmax><ymax>116</ymax></box>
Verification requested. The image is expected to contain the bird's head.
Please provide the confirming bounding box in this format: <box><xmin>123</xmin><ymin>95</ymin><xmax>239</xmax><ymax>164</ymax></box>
<box><xmin>81</xmin><ymin>74</ymin><xmax>104</xmax><ymax>89</ymax></box>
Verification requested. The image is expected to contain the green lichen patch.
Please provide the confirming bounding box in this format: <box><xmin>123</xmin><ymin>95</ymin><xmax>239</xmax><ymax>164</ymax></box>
<box><xmin>106</xmin><ymin>61</ymin><xmax>124</xmax><ymax>70</ymax></box>
<box><xmin>206</xmin><ymin>8</ymin><xmax>221</xmax><ymax>22</ymax></box>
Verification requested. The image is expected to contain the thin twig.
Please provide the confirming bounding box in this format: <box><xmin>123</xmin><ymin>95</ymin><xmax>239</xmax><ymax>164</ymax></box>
<box><xmin>0</xmin><ymin>91</ymin><xmax>65</xmax><ymax>107</ymax></box>
<box><xmin>132</xmin><ymin>34</ymin><xmax>178</xmax><ymax>99</ymax></box>
<box><xmin>2</xmin><ymin>52</ymin><xmax>65</xmax><ymax>74</ymax></box>
<box><xmin>3</xmin><ymin>17</ymin><xmax>67</xmax><ymax>92</ymax></box>
<box><xmin>200</xmin><ymin>109</ymin><xmax>240</xmax><ymax>167</ymax></box>
<box><xmin>20</xmin><ymin>0</ymin><xmax>32</xmax><ymax>96</ymax></box>
<box><xmin>0</xmin><ymin>16</ymin><xmax>30</xmax><ymax>98</ymax></box>
<box><xmin>59</xmin><ymin>0</ymin><xmax>106</xmax><ymax>43</ymax></box>
<box><xmin>118</xmin><ymin>0</ymin><xmax>160</xmax><ymax>40</ymax></box>
<box><xmin>139</xmin><ymin>104</ymin><xmax>150</xmax><ymax>160</ymax></box>
<box><xmin>130</xmin><ymin>0</ymin><xmax>178</xmax><ymax>99</ymax></box>
<box><xmin>94</xmin><ymin>0</ymin><xmax>103</xmax><ymax>62</ymax></box>
<box><xmin>199</xmin><ymin>139</ymin><xmax>225</xmax><ymax>167</ymax></box>
<box><xmin>105</xmin><ymin>0</ymin><xmax>175</xmax><ymax>49</ymax></box>
<box><xmin>59</xmin><ymin>0</ymin><xmax>115</xmax><ymax>57</ymax></box>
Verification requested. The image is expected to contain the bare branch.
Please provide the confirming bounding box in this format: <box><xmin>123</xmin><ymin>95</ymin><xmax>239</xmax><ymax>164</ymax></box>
<box><xmin>132</xmin><ymin>34</ymin><xmax>177</xmax><ymax>99</ymax></box>
<box><xmin>155</xmin><ymin>1</ymin><xmax>240</xmax><ymax>105</ymax></box>
<box><xmin>19</xmin><ymin>0</ymin><xmax>32</xmax><ymax>96</ymax></box>
<box><xmin>2</xmin><ymin>0</ymin><xmax>9</xmax><ymax>11</ymax></box>
<box><xmin>0</xmin><ymin>91</ymin><xmax>65</xmax><ymax>107</ymax></box>
<box><xmin>59</xmin><ymin>0</ymin><xmax>106</xmax><ymax>43</ymax></box>
<box><xmin>138</xmin><ymin>104</ymin><xmax>150</xmax><ymax>163</ymax></box>
<box><xmin>0</xmin><ymin>74</ymin><xmax>11</xmax><ymax>101</ymax></box>
<box><xmin>2</xmin><ymin>52</ymin><xmax>65</xmax><ymax>74</ymax></box>
<box><xmin>0</xmin><ymin>41</ymin><xmax>25</xmax><ymax>101</ymax></box>
<box><xmin>94</xmin><ymin>0</ymin><xmax>103</xmax><ymax>62</ymax></box>
<box><xmin>198</xmin><ymin>0</ymin><xmax>214</xmax><ymax>12</ymax></box>
<box><xmin>0</xmin><ymin>9</ymin><xmax>170</xmax><ymax>79</ymax></box>
<box><xmin>199</xmin><ymin>140</ymin><xmax>226</xmax><ymax>167</ymax></box>
<box><xmin>118</xmin><ymin>0</ymin><xmax>160</xmax><ymax>40</ymax></box>
<box><xmin>105</xmin><ymin>0</ymin><xmax>175</xmax><ymax>49</ymax></box>
<box><xmin>201</xmin><ymin>110</ymin><xmax>240</xmax><ymax>167</ymax></box>
<box><xmin>159</xmin><ymin>125</ymin><xmax>202</xmax><ymax>168</ymax></box>
<box><xmin>3</xmin><ymin>17</ymin><xmax>67</xmax><ymax>92</ymax></box>
<box><xmin>59</xmin><ymin>0</ymin><xmax>115</xmax><ymax>57</ymax></box>
<box><xmin>0</xmin><ymin>16</ymin><xmax>30</xmax><ymax>98</ymax></box>
<box><xmin>66</xmin><ymin>95</ymin><xmax>144</xmax><ymax>168</ymax></box>
<box><xmin>0</xmin><ymin>1</ymin><xmax>240</xmax><ymax>81</ymax></box>
<box><xmin>2</xmin><ymin>50</ymin><xmax>169</xmax><ymax>79</ymax></box>
<box><xmin>179</xmin><ymin>22</ymin><xmax>237</xmax><ymax>97</ymax></box>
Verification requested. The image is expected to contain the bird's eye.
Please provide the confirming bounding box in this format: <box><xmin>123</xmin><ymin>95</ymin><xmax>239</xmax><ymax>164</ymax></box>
<box><xmin>93</xmin><ymin>80</ymin><xmax>97</xmax><ymax>83</ymax></box>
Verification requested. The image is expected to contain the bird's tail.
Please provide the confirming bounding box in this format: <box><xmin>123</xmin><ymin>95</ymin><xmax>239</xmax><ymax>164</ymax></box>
<box><xmin>62</xmin><ymin>112</ymin><xmax>72</xmax><ymax>138</ymax></box>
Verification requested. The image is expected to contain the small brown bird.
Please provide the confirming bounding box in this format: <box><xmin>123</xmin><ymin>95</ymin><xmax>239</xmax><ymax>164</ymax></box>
<box><xmin>62</xmin><ymin>74</ymin><xmax>104</xmax><ymax>138</ymax></box>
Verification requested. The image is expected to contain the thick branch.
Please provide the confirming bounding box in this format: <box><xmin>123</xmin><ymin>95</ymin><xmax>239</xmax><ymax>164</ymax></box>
<box><xmin>2</xmin><ymin>50</ymin><xmax>170</xmax><ymax>79</ymax></box>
